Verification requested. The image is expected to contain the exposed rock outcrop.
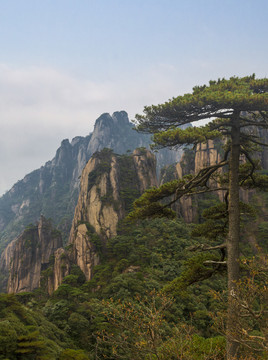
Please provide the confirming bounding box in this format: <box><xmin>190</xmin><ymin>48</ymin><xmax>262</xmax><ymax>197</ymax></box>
<box><xmin>161</xmin><ymin>127</ymin><xmax>268</xmax><ymax>223</ymax></box>
<box><xmin>3</xmin><ymin>129</ymin><xmax>267</xmax><ymax>294</ymax></box>
<box><xmin>0</xmin><ymin>111</ymin><xmax>182</xmax><ymax>253</ymax></box>
<box><xmin>0</xmin><ymin>216</ymin><xmax>62</xmax><ymax>293</ymax></box>
<box><xmin>194</xmin><ymin>140</ymin><xmax>222</xmax><ymax>174</ymax></box>
<box><xmin>160</xmin><ymin>149</ymin><xmax>197</xmax><ymax>223</ymax></box>
<box><xmin>160</xmin><ymin>141</ymin><xmax>225</xmax><ymax>223</ymax></box>
<box><xmin>133</xmin><ymin>148</ymin><xmax>158</xmax><ymax>193</ymax></box>
<box><xmin>45</xmin><ymin>247</ymin><xmax>71</xmax><ymax>295</ymax></box>
<box><xmin>0</xmin><ymin>147</ymin><xmax>158</xmax><ymax>293</ymax></box>
<box><xmin>68</xmin><ymin>148</ymin><xmax>158</xmax><ymax>281</ymax></box>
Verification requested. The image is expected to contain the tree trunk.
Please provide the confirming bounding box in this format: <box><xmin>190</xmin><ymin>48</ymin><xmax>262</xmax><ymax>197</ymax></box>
<box><xmin>226</xmin><ymin>118</ymin><xmax>241</xmax><ymax>359</ymax></box>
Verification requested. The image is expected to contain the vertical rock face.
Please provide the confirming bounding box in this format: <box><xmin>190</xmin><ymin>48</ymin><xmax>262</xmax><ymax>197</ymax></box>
<box><xmin>0</xmin><ymin>111</ymin><xmax>182</xmax><ymax>253</ymax></box>
<box><xmin>160</xmin><ymin>149</ymin><xmax>197</xmax><ymax>223</ymax></box>
<box><xmin>160</xmin><ymin>141</ymin><xmax>225</xmax><ymax>223</ymax></box>
<box><xmin>132</xmin><ymin>149</ymin><xmax>158</xmax><ymax>193</ymax></box>
<box><xmin>194</xmin><ymin>140</ymin><xmax>222</xmax><ymax>174</ymax></box>
<box><xmin>68</xmin><ymin>148</ymin><xmax>158</xmax><ymax>281</ymax></box>
<box><xmin>195</xmin><ymin>139</ymin><xmax>225</xmax><ymax>202</ymax></box>
<box><xmin>46</xmin><ymin>247</ymin><xmax>71</xmax><ymax>295</ymax></box>
<box><xmin>0</xmin><ymin>240</ymin><xmax>17</xmax><ymax>292</ymax></box>
<box><xmin>0</xmin><ymin>216</ymin><xmax>62</xmax><ymax>293</ymax></box>
<box><xmin>254</xmin><ymin>127</ymin><xmax>268</xmax><ymax>170</ymax></box>
<box><xmin>0</xmin><ymin>147</ymin><xmax>158</xmax><ymax>293</ymax></box>
<box><xmin>162</xmin><ymin>129</ymin><xmax>268</xmax><ymax>223</ymax></box>
<box><xmin>175</xmin><ymin>149</ymin><xmax>197</xmax><ymax>222</ymax></box>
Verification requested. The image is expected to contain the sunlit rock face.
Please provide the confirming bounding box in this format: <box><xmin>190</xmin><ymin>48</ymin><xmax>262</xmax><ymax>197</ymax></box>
<box><xmin>0</xmin><ymin>148</ymin><xmax>158</xmax><ymax>293</ymax></box>
<box><xmin>0</xmin><ymin>111</ymin><xmax>182</xmax><ymax>253</ymax></box>
<box><xmin>68</xmin><ymin>148</ymin><xmax>158</xmax><ymax>281</ymax></box>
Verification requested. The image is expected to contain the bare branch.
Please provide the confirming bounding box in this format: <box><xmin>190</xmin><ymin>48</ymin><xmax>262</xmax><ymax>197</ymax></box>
<box><xmin>204</xmin><ymin>260</ymin><xmax>227</xmax><ymax>265</ymax></box>
<box><xmin>189</xmin><ymin>243</ymin><xmax>226</xmax><ymax>252</ymax></box>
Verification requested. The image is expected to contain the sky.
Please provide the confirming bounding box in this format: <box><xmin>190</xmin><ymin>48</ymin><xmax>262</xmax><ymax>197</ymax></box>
<box><xmin>0</xmin><ymin>0</ymin><xmax>267</xmax><ymax>196</ymax></box>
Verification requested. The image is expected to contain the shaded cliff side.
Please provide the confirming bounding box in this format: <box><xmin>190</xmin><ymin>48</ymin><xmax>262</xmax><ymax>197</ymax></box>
<box><xmin>0</xmin><ymin>216</ymin><xmax>62</xmax><ymax>293</ymax></box>
<box><xmin>0</xmin><ymin>111</ymin><xmax>182</xmax><ymax>254</ymax></box>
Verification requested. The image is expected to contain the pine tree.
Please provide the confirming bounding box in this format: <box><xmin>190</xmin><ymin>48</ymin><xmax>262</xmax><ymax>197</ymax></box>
<box><xmin>129</xmin><ymin>75</ymin><xmax>268</xmax><ymax>359</ymax></box>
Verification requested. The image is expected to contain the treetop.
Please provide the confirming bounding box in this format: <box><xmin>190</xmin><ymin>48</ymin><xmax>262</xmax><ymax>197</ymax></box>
<box><xmin>135</xmin><ymin>75</ymin><xmax>268</xmax><ymax>133</ymax></box>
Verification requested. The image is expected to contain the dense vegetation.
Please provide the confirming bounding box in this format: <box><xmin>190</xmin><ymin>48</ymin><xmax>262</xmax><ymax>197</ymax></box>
<box><xmin>131</xmin><ymin>75</ymin><xmax>268</xmax><ymax>358</ymax></box>
<box><xmin>0</xmin><ymin>213</ymin><xmax>267</xmax><ymax>359</ymax></box>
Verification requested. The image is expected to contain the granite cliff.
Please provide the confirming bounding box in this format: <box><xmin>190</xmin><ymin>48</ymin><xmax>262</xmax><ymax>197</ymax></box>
<box><xmin>0</xmin><ymin>216</ymin><xmax>62</xmax><ymax>293</ymax></box>
<box><xmin>2</xmin><ymin>130</ymin><xmax>268</xmax><ymax>294</ymax></box>
<box><xmin>1</xmin><ymin>148</ymin><xmax>157</xmax><ymax>293</ymax></box>
<box><xmin>161</xmin><ymin>128</ymin><xmax>268</xmax><ymax>223</ymax></box>
<box><xmin>0</xmin><ymin>111</ymin><xmax>182</xmax><ymax>254</ymax></box>
<box><xmin>67</xmin><ymin>148</ymin><xmax>157</xmax><ymax>282</ymax></box>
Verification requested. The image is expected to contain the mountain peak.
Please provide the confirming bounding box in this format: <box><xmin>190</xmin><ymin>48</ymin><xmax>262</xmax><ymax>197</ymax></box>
<box><xmin>94</xmin><ymin>111</ymin><xmax>131</xmax><ymax>130</ymax></box>
<box><xmin>0</xmin><ymin>110</ymin><xmax>183</xmax><ymax>255</ymax></box>
<box><xmin>112</xmin><ymin>111</ymin><xmax>130</xmax><ymax>124</ymax></box>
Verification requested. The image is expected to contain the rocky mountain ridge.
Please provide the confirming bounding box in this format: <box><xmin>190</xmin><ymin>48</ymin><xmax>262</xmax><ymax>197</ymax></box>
<box><xmin>0</xmin><ymin>139</ymin><xmax>226</xmax><ymax>294</ymax></box>
<box><xmin>1</xmin><ymin>148</ymin><xmax>158</xmax><ymax>293</ymax></box>
<box><xmin>0</xmin><ymin>111</ymin><xmax>182</xmax><ymax>254</ymax></box>
<box><xmin>2</xmin><ymin>125</ymin><xmax>267</xmax><ymax>294</ymax></box>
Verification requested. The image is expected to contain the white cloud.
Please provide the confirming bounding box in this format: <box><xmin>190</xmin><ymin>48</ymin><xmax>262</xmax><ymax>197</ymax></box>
<box><xmin>0</xmin><ymin>61</ymin><xmax>266</xmax><ymax>196</ymax></box>
<box><xmin>0</xmin><ymin>62</ymin><xmax>187</xmax><ymax>195</ymax></box>
<box><xmin>0</xmin><ymin>64</ymin><xmax>113</xmax><ymax>126</ymax></box>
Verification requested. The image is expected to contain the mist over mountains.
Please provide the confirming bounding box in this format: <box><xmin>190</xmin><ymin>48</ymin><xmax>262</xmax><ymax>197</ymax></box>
<box><xmin>0</xmin><ymin>111</ymin><xmax>182</xmax><ymax>253</ymax></box>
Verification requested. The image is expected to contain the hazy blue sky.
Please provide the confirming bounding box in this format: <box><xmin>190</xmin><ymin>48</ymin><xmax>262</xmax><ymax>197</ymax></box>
<box><xmin>0</xmin><ymin>0</ymin><xmax>267</xmax><ymax>195</ymax></box>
